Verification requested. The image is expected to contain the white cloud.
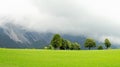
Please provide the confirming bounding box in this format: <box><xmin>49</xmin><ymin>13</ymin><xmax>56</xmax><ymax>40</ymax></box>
<box><xmin>0</xmin><ymin>0</ymin><xmax>120</xmax><ymax>45</ymax></box>
<box><xmin>96</xmin><ymin>35</ymin><xmax>120</xmax><ymax>45</ymax></box>
<box><xmin>0</xmin><ymin>0</ymin><xmax>39</xmax><ymax>15</ymax></box>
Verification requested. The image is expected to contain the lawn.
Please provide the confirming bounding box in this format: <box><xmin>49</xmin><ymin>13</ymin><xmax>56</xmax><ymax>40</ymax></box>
<box><xmin>0</xmin><ymin>48</ymin><xmax>120</xmax><ymax>67</ymax></box>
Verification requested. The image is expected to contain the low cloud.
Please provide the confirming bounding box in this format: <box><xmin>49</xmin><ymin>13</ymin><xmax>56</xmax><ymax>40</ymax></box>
<box><xmin>0</xmin><ymin>0</ymin><xmax>120</xmax><ymax>45</ymax></box>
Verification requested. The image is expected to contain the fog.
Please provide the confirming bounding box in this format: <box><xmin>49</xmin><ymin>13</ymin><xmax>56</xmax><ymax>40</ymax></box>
<box><xmin>0</xmin><ymin>0</ymin><xmax>120</xmax><ymax>45</ymax></box>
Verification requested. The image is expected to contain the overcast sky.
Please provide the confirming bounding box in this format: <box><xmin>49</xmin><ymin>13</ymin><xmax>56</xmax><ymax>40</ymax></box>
<box><xmin>0</xmin><ymin>0</ymin><xmax>120</xmax><ymax>45</ymax></box>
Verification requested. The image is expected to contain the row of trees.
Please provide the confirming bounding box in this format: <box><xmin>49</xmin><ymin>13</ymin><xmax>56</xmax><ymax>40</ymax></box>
<box><xmin>84</xmin><ymin>38</ymin><xmax>111</xmax><ymax>50</ymax></box>
<box><xmin>45</xmin><ymin>34</ymin><xmax>111</xmax><ymax>50</ymax></box>
<box><xmin>49</xmin><ymin>34</ymin><xmax>80</xmax><ymax>50</ymax></box>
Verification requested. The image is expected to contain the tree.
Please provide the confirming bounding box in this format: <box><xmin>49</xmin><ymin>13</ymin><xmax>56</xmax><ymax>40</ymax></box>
<box><xmin>70</xmin><ymin>43</ymin><xmax>74</xmax><ymax>50</ymax></box>
<box><xmin>69</xmin><ymin>42</ymin><xmax>80</xmax><ymax>50</ymax></box>
<box><xmin>73</xmin><ymin>42</ymin><xmax>80</xmax><ymax>50</ymax></box>
<box><xmin>104</xmin><ymin>38</ymin><xmax>111</xmax><ymax>49</ymax></box>
<box><xmin>97</xmin><ymin>45</ymin><xmax>103</xmax><ymax>50</ymax></box>
<box><xmin>50</xmin><ymin>34</ymin><xmax>62</xmax><ymax>49</ymax></box>
<box><xmin>50</xmin><ymin>34</ymin><xmax>81</xmax><ymax>50</ymax></box>
<box><xmin>66</xmin><ymin>40</ymin><xmax>72</xmax><ymax>50</ymax></box>
<box><xmin>84</xmin><ymin>38</ymin><xmax>96</xmax><ymax>50</ymax></box>
<box><xmin>60</xmin><ymin>39</ymin><xmax>67</xmax><ymax>50</ymax></box>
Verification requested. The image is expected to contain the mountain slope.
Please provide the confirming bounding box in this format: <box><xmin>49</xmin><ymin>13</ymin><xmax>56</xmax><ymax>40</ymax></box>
<box><xmin>0</xmin><ymin>23</ymin><xmax>86</xmax><ymax>48</ymax></box>
<box><xmin>0</xmin><ymin>23</ymin><xmax>118</xmax><ymax>49</ymax></box>
<box><xmin>0</xmin><ymin>23</ymin><xmax>53</xmax><ymax>48</ymax></box>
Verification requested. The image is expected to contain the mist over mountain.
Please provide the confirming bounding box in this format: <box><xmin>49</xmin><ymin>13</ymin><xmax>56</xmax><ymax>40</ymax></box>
<box><xmin>0</xmin><ymin>23</ymin><xmax>52</xmax><ymax>48</ymax></box>
<box><xmin>0</xmin><ymin>22</ymin><xmax>118</xmax><ymax>49</ymax></box>
<box><xmin>0</xmin><ymin>0</ymin><xmax>120</xmax><ymax>48</ymax></box>
<box><xmin>0</xmin><ymin>23</ymin><xmax>86</xmax><ymax>48</ymax></box>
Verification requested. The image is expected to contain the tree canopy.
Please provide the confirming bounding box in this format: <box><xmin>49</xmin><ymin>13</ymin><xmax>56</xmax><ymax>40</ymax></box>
<box><xmin>104</xmin><ymin>38</ymin><xmax>111</xmax><ymax>49</ymax></box>
<box><xmin>50</xmin><ymin>34</ymin><xmax>62</xmax><ymax>49</ymax></box>
<box><xmin>46</xmin><ymin>34</ymin><xmax>112</xmax><ymax>50</ymax></box>
<box><xmin>84</xmin><ymin>38</ymin><xmax>96</xmax><ymax>50</ymax></box>
<box><xmin>50</xmin><ymin>34</ymin><xmax>80</xmax><ymax>50</ymax></box>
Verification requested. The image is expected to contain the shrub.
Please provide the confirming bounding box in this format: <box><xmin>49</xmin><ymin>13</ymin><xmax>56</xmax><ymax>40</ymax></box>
<box><xmin>97</xmin><ymin>46</ymin><xmax>103</xmax><ymax>50</ymax></box>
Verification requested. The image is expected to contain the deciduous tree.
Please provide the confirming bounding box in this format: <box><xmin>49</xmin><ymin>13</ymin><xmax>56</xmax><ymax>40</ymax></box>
<box><xmin>104</xmin><ymin>38</ymin><xmax>111</xmax><ymax>49</ymax></box>
<box><xmin>84</xmin><ymin>38</ymin><xmax>96</xmax><ymax>50</ymax></box>
<box><xmin>50</xmin><ymin>34</ymin><xmax>62</xmax><ymax>49</ymax></box>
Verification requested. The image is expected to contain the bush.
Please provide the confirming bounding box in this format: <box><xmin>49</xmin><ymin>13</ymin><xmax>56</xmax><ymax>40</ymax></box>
<box><xmin>97</xmin><ymin>46</ymin><xmax>103</xmax><ymax>50</ymax></box>
<box><xmin>44</xmin><ymin>45</ymin><xmax>54</xmax><ymax>50</ymax></box>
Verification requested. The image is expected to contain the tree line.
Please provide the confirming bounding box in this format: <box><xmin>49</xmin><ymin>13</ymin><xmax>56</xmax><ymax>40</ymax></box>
<box><xmin>45</xmin><ymin>34</ymin><xmax>111</xmax><ymax>50</ymax></box>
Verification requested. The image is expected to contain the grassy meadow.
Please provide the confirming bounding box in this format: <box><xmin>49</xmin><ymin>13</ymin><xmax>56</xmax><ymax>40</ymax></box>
<box><xmin>0</xmin><ymin>48</ymin><xmax>120</xmax><ymax>67</ymax></box>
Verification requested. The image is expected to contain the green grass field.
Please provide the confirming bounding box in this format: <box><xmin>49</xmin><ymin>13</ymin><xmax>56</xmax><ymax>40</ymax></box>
<box><xmin>0</xmin><ymin>48</ymin><xmax>120</xmax><ymax>67</ymax></box>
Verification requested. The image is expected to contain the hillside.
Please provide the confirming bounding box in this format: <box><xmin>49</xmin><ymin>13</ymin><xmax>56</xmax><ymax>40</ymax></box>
<box><xmin>0</xmin><ymin>23</ymin><xmax>88</xmax><ymax>49</ymax></box>
<box><xmin>0</xmin><ymin>23</ymin><xmax>118</xmax><ymax>49</ymax></box>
